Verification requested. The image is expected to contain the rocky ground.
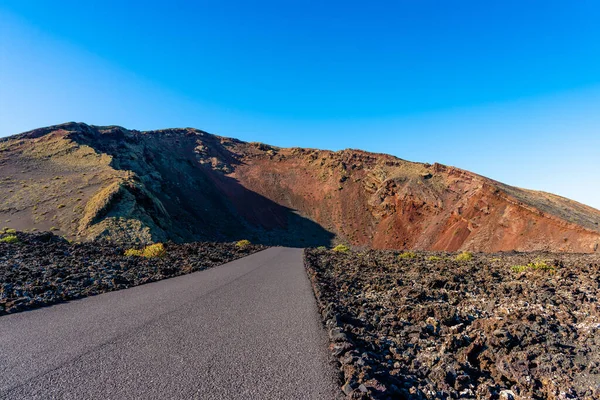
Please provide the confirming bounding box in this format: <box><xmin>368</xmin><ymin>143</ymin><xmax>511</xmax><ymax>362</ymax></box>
<box><xmin>0</xmin><ymin>232</ymin><xmax>265</xmax><ymax>315</ymax></box>
<box><xmin>305</xmin><ymin>248</ymin><xmax>600</xmax><ymax>399</ymax></box>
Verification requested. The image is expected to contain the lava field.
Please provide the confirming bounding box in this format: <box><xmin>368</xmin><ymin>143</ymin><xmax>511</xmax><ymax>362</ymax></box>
<box><xmin>0</xmin><ymin>232</ymin><xmax>265</xmax><ymax>315</ymax></box>
<box><xmin>305</xmin><ymin>248</ymin><xmax>600</xmax><ymax>399</ymax></box>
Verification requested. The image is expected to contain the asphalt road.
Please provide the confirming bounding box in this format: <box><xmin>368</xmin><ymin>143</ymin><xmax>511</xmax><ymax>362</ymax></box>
<box><xmin>0</xmin><ymin>247</ymin><xmax>340</xmax><ymax>399</ymax></box>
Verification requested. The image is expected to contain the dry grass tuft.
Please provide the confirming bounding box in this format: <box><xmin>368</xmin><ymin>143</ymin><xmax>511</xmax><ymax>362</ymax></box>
<box><xmin>399</xmin><ymin>251</ymin><xmax>417</xmax><ymax>259</ymax></box>
<box><xmin>455</xmin><ymin>251</ymin><xmax>473</xmax><ymax>262</ymax></box>
<box><xmin>125</xmin><ymin>243</ymin><xmax>166</xmax><ymax>258</ymax></box>
<box><xmin>235</xmin><ymin>239</ymin><xmax>251</xmax><ymax>248</ymax></box>
<box><xmin>332</xmin><ymin>244</ymin><xmax>350</xmax><ymax>253</ymax></box>
<box><xmin>0</xmin><ymin>235</ymin><xmax>19</xmax><ymax>244</ymax></box>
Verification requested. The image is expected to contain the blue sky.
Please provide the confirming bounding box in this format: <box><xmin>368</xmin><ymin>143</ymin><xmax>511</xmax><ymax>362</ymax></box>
<box><xmin>1</xmin><ymin>1</ymin><xmax>599</xmax><ymax>209</ymax></box>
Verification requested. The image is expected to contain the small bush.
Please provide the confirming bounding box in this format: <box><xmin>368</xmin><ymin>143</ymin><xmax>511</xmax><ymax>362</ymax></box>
<box><xmin>317</xmin><ymin>246</ymin><xmax>327</xmax><ymax>250</ymax></box>
<box><xmin>455</xmin><ymin>251</ymin><xmax>473</xmax><ymax>262</ymax></box>
<box><xmin>5</xmin><ymin>228</ymin><xmax>16</xmax><ymax>234</ymax></box>
<box><xmin>332</xmin><ymin>244</ymin><xmax>350</xmax><ymax>253</ymax></box>
<box><xmin>142</xmin><ymin>243</ymin><xmax>166</xmax><ymax>258</ymax></box>
<box><xmin>511</xmin><ymin>265</ymin><xmax>528</xmax><ymax>273</ymax></box>
<box><xmin>124</xmin><ymin>243</ymin><xmax>166</xmax><ymax>258</ymax></box>
<box><xmin>512</xmin><ymin>258</ymin><xmax>555</xmax><ymax>274</ymax></box>
<box><xmin>529</xmin><ymin>258</ymin><xmax>552</xmax><ymax>270</ymax></box>
<box><xmin>428</xmin><ymin>255</ymin><xmax>443</xmax><ymax>261</ymax></box>
<box><xmin>399</xmin><ymin>251</ymin><xmax>416</xmax><ymax>259</ymax></box>
<box><xmin>124</xmin><ymin>248</ymin><xmax>143</xmax><ymax>257</ymax></box>
<box><xmin>236</xmin><ymin>239</ymin><xmax>251</xmax><ymax>248</ymax></box>
<box><xmin>57</xmin><ymin>204</ymin><xmax>66</xmax><ymax>209</ymax></box>
<box><xmin>0</xmin><ymin>235</ymin><xmax>19</xmax><ymax>244</ymax></box>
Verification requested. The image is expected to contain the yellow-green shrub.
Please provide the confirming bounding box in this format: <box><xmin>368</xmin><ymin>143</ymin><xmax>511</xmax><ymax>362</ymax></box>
<box><xmin>428</xmin><ymin>255</ymin><xmax>443</xmax><ymax>261</ymax></box>
<box><xmin>124</xmin><ymin>243</ymin><xmax>166</xmax><ymax>258</ymax></box>
<box><xmin>511</xmin><ymin>265</ymin><xmax>528</xmax><ymax>273</ymax></box>
<box><xmin>124</xmin><ymin>248</ymin><xmax>143</xmax><ymax>257</ymax></box>
<box><xmin>455</xmin><ymin>251</ymin><xmax>473</xmax><ymax>262</ymax></box>
<box><xmin>511</xmin><ymin>258</ymin><xmax>555</xmax><ymax>273</ymax></box>
<box><xmin>142</xmin><ymin>243</ymin><xmax>166</xmax><ymax>258</ymax></box>
<box><xmin>529</xmin><ymin>258</ymin><xmax>552</xmax><ymax>270</ymax></box>
<box><xmin>236</xmin><ymin>239</ymin><xmax>251</xmax><ymax>248</ymax></box>
<box><xmin>0</xmin><ymin>235</ymin><xmax>19</xmax><ymax>244</ymax></box>
<box><xmin>332</xmin><ymin>244</ymin><xmax>350</xmax><ymax>253</ymax></box>
<box><xmin>399</xmin><ymin>251</ymin><xmax>416</xmax><ymax>259</ymax></box>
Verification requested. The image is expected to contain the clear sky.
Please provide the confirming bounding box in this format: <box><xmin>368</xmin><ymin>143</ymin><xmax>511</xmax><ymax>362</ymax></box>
<box><xmin>1</xmin><ymin>1</ymin><xmax>599</xmax><ymax>209</ymax></box>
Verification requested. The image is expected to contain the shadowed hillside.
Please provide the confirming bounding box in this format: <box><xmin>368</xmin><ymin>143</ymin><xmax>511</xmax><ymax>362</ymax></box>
<box><xmin>1</xmin><ymin>122</ymin><xmax>599</xmax><ymax>252</ymax></box>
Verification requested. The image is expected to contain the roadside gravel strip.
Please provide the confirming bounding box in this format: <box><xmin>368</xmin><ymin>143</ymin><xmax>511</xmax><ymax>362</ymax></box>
<box><xmin>305</xmin><ymin>248</ymin><xmax>600</xmax><ymax>399</ymax></box>
<box><xmin>0</xmin><ymin>247</ymin><xmax>340</xmax><ymax>399</ymax></box>
<box><xmin>0</xmin><ymin>232</ymin><xmax>265</xmax><ymax>315</ymax></box>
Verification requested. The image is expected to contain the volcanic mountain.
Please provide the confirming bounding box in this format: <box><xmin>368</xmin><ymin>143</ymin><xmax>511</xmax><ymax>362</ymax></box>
<box><xmin>1</xmin><ymin>122</ymin><xmax>599</xmax><ymax>252</ymax></box>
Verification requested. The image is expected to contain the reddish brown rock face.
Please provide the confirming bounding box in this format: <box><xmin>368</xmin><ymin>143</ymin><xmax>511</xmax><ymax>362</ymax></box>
<box><xmin>229</xmin><ymin>147</ymin><xmax>600</xmax><ymax>252</ymax></box>
<box><xmin>1</xmin><ymin>122</ymin><xmax>599</xmax><ymax>252</ymax></box>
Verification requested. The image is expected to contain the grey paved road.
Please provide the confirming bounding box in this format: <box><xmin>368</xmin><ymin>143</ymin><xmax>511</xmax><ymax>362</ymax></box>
<box><xmin>0</xmin><ymin>247</ymin><xmax>340</xmax><ymax>399</ymax></box>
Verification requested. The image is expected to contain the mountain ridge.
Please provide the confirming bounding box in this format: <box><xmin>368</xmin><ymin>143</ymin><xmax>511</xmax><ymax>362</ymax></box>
<box><xmin>1</xmin><ymin>122</ymin><xmax>599</xmax><ymax>252</ymax></box>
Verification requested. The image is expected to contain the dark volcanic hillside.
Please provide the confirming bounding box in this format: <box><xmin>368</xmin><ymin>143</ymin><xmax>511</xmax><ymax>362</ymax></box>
<box><xmin>1</xmin><ymin>122</ymin><xmax>599</xmax><ymax>252</ymax></box>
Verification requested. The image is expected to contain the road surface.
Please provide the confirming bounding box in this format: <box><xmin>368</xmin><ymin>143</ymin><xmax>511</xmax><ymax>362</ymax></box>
<box><xmin>0</xmin><ymin>247</ymin><xmax>340</xmax><ymax>399</ymax></box>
